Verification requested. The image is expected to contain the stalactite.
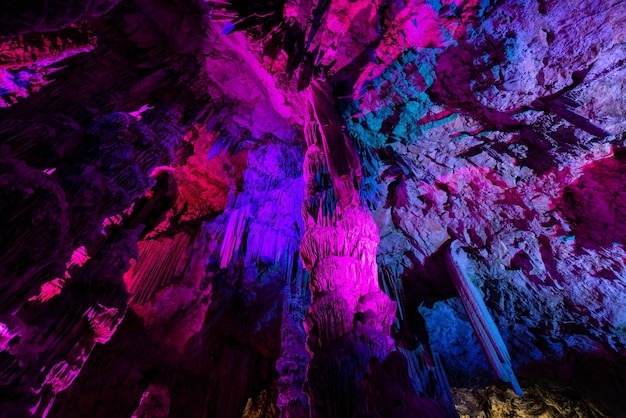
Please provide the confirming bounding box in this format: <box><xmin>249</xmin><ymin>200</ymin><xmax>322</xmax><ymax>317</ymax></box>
<box><xmin>219</xmin><ymin>206</ymin><xmax>250</xmax><ymax>268</ymax></box>
<box><xmin>126</xmin><ymin>232</ymin><xmax>192</xmax><ymax>305</ymax></box>
<box><xmin>432</xmin><ymin>353</ymin><xmax>457</xmax><ymax>418</ymax></box>
<box><xmin>446</xmin><ymin>240</ymin><xmax>523</xmax><ymax>396</ymax></box>
<box><xmin>378</xmin><ymin>257</ymin><xmax>457</xmax><ymax>415</ymax></box>
<box><xmin>380</xmin><ymin>265</ymin><xmax>406</xmax><ymax>320</ymax></box>
<box><xmin>0</xmin><ymin>106</ymin><xmax>176</xmax><ymax>412</ymax></box>
<box><xmin>0</xmin><ymin>27</ymin><xmax>96</xmax><ymax>107</ymax></box>
<box><xmin>207</xmin><ymin>140</ymin><xmax>310</xmax><ymax>416</ymax></box>
<box><xmin>309</xmin><ymin>80</ymin><xmax>362</xmax><ymax>212</ymax></box>
<box><xmin>300</xmin><ymin>82</ymin><xmax>386</xmax><ymax>416</ymax></box>
<box><xmin>398</xmin><ymin>347</ymin><xmax>458</xmax><ymax>418</ymax></box>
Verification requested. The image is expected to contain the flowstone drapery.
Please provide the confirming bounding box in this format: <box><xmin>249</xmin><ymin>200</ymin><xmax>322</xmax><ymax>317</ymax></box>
<box><xmin>299</xmin><ymin>80</ymin><xmax>448</xmax><ymax>417</ymax></box>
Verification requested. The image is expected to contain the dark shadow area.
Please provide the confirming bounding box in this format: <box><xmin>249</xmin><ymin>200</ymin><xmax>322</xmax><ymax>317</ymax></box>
<box><xmin>517</xmin><ymin>351</ymin><xmax>626</xmax><ymax>417</ymax></box>
<box><xmin>556</xmin><ymin>148</ymin><xmax>626</xmax><ymax>251</ymax></box>
<box><xmin>50</xmin><ymin>259</ymin><xmax>284</xmax><ymax>418</ymax></box>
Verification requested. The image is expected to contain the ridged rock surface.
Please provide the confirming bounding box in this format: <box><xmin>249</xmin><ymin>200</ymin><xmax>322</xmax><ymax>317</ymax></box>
<box><xmin>0</xmin><ymin>0</ymin><xmax>625</xmax><ymax>417</ymax></box>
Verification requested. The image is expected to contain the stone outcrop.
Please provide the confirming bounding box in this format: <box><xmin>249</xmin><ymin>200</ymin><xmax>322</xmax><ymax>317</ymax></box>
<box><xmin>1</xmin><ymin>0</ymin><xmax>626</xmax><ymax>416</ymax></box>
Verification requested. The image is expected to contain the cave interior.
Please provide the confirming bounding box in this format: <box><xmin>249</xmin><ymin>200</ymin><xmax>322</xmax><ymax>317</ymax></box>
<box><xmin>1</xmin><ymin>0</ymin><xmax>626</xmax><ymax>417</ymax></box>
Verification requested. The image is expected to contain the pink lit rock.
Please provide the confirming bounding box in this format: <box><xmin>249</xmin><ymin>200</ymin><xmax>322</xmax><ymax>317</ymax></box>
<box><xmin>298</xmin><ymin>80</ymin><xmax>450</xmax><ymax>417</ymax></box>
<box><xmin>1</xmin><ymin>0</ymin><xmax>626</xmax><ymax>416</ymax></box>
<box><xmin>28</xmin><ymin>279</ymin><xmax>65</xmax><ymax>304</ymax></box>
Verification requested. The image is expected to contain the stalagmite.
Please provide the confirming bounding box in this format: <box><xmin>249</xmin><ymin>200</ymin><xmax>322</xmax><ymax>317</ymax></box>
<box><xmin>300</xmin><ymin>79</ymin><xmax>447</xmax><ymax>417</ymax></box>
<box><xmin>275</xmin><ymin>262</ymin><xmax>310</xmax><ymax>417</ymax></box>
<box><xmin>446</xmin><ymin>240</ymin><xmax>523</xmax><ymax>396</ymax></box>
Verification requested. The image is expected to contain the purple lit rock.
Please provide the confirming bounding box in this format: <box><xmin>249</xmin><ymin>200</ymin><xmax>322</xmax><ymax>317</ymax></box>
<box><xmin>0</xmin><ymin>0</ymin><xmax>625</xmax><ymax>416</ymax></box>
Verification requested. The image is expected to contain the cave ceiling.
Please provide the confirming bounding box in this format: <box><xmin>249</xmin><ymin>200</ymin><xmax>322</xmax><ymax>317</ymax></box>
<box><xmin>1</xmin><ymin>0</ymin><xmax>626</xmax><ymax>417</ymax></box>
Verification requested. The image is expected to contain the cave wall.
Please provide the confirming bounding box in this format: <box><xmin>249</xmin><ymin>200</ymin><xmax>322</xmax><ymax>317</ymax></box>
<box><xmin>1</xmin><ymin>0</ymin><xmax>626</xmax><ymax>417</ymax></box>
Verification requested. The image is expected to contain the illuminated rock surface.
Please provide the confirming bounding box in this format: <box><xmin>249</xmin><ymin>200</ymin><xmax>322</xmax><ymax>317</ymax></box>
<box><xmin>1</xmin><ymin>0</ymin><xmax>625</xmax><ymax>417</ymax></box>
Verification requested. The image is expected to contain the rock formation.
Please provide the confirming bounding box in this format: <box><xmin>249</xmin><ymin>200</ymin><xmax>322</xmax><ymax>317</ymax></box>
<box><xmin>1</xmin><ymin>0</ymin><xmax>626</xmax><ymax>417</ymax></box>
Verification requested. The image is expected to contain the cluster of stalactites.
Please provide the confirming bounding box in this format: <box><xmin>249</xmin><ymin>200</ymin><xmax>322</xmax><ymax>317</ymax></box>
<box><xmin>308</xmin><ymin>80</ymin><xmax>362</xmax><ymax>212</ymax></box>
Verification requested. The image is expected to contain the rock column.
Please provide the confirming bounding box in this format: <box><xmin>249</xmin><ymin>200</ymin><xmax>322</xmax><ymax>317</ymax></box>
<box><xmin>299</xmin><ymin>80</ymin><xmax>397</xmax><ymax>417</ymax></box>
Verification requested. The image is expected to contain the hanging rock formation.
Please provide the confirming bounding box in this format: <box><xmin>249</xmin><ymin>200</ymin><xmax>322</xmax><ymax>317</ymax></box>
<box><xmin>1</xmin><ymin>0</ymin><xmax>626</xmax><ymax>417</ymax></box>
<box><xmin>446</xmin><ymin>240</ymin><xmax>522</xmax><ymax>396</ymax></box>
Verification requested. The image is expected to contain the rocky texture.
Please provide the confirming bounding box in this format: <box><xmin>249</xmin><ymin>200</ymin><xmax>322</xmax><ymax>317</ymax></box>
<box><xmin>0</xmin><ymin>26</ymin><xmax>96</xmax><ymax>107</ymax></box>
<box><xmin>446</xmin><ymin>240</ymin><xmax>522</xmax><ymax>395</ymax></box>
<box><xmin>300</xmin><ymin>83</ymin><xmax>397</xmax><ymax>416</ymax></box>
<box><xmin>275</xmin><ymin>264</ymin><xmax>310</xmax><ymax>417</ymax></box>
<box><xmin>1</xmin><ymin>0</ymin><xmax>626</xmax><ymax>417</ymax></box>
<box><xmin>300</xmin><ymin>80</ymin><xmax>452</xmax><ymax>417</ymax></box>
<box><xmin>344</xmin><ymin>2</ymin><xmax>626</xmax><ymax>415</ymax></box>
<box><xmin>452</xmin><ymin>382</ymin><xmax>606</xmax><ymax>418</ymax></box>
